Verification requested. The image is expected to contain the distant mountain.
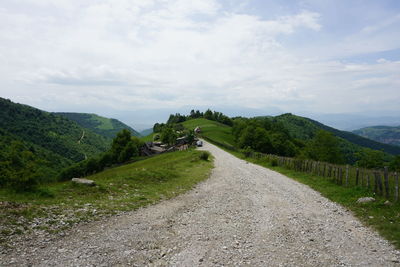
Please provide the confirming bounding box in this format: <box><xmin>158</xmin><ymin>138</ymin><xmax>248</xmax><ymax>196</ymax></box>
<box><xmin>272</xmin><ymin>114</ymin><xmax>400</xmax><ymax>160</ymax></box>
<box><xmin>139</xmin><ymin>128</ymin><xmax>153</xmax><ymax>137</ymax></box>
<box><xmin>0</xmin><ymin>98</ymin><xmax>110</xmax><ymax>171</ymax></box>
<box><xmin>353</xmin><ymin>126</ymin><xmax>400</xmax><ymax>147</ymax></box>
<box><xmin>56</xmin><ymin>113</ymin><xmax>140</xmax><ymax>139</ymax></box>
<box><xmin>300</xmin><ymin>113</ymin><xmax>400</xmax><ymax>131</ymax></box>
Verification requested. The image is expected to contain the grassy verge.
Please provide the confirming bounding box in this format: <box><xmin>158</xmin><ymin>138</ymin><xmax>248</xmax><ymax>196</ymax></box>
<box><xmin>0</xmin><ymin>149</ymin><xmax>213</xmax><ymax>248</ymax></box>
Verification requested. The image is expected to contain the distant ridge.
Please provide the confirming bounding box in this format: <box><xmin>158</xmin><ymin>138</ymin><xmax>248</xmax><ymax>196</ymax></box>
<box><xmin>273</xmin><ymin>113</ymin><xmax>400</xmax><ymax>155</ymax></box>
<box><xmin>139</xmin><ymin>128</ymin><xmax>153</xmax><ymax>137</ymax></box>
<box><xmin>353</xmin><ymin>126</ymin><xmax>400</xmax><ymax>147</ymax></box>
<box><xmin>56</xmin><ymin>112</ymin><xmax>140</xmax><ymax>139</ymax></box>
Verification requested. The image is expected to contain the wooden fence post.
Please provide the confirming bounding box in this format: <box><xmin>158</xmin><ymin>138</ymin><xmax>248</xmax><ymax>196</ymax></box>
<box><xmin>334</xmin><ymin>167</ymin><xmax>338</xmax><ymax>183</ymax></box>
<box><xmin>384</xmin><ymin>167</ymin><xmax>390</xmax><ymax>199</ymax></box>
<box><xmin>360</xmin><ymin>169</ymin><xmax>364</xmax><ymax>187</ymax></box>
<box><xmin>366</xmin><ymin>173</ymin><xmax>370</xmax><ymax>189</ymax></box>
<box><xmin>395</xmin><ymin>172</ymin><xmax>399</xmax><ymax>202</ymax></box>
<box><xmin>355</xmin><ymin>168</ymin><xmax>359</xmax><ymax>186</ymax></box>
<box><xmin>339</xmin><ymin>168</ymin><xmax>343</xmax><ymax>185</ymax></box>
<box><xmin>377</xmin><ymin>172</ymin><xmax>383</xmax><ymax>195</ymax></box>
<box><xmin>374</xmin><ymin>172</ymin><xmax>378</xmax><ymax>194</ymax></box>
<box><xmin>345</xmin><ymin>165</ymin><xmax>349</xmax><ymax>187</ymax></box>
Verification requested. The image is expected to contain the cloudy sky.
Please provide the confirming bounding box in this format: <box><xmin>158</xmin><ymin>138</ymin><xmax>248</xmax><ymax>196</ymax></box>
<box><xmin>1</xmin><ymin>0</ymin><xmax>400</xmax><ymax>129</ymax></box>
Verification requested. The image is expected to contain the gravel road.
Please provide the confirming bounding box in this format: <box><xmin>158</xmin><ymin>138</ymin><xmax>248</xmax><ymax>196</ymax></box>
<box><xmin>2</xmin><ymin>141</ymin><xmax>400</xmax><ymax>266</ymax></box>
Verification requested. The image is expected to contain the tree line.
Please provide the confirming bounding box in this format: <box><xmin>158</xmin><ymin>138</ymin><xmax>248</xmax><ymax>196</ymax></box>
<box><xmin>232</xmin><ymin>116</ymin><xmax>400</xmax><ymax>171</ymax></box>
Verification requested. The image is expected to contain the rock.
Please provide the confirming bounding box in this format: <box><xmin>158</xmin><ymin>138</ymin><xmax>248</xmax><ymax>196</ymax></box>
<box><xmin>356</xmin><ymin>197</ymin><xmax>375</xmax><ymax>204</ymax></box>
<box><xmin>71</xmin><ymin>178</ymin><xmax>96</xmax><ymax>186</ymax></box>
<box><xmin>384</xmin><ymin>200</ymin><xmax>392</xmax><ymax>206</ymax></box>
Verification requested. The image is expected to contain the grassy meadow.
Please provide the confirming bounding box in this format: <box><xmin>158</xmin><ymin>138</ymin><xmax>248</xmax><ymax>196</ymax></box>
<box><xmin>0</xmin><ymin>149</ymin><xmax>213</xmax><ymax>248</ymax></box>
<box><xmin>182</xmin><ymin>118</ymin><xmax>235</xmax><ymax>147</ymax></box>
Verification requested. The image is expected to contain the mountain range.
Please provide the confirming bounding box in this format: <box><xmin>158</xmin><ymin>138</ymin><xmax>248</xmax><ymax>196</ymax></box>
<box><xmin>353</xmin><ymin>126</ymin><xmax>400</xmax><ymax>147</ymax></box>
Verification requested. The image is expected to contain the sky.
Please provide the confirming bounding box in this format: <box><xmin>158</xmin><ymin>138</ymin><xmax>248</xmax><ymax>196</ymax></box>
<box><xmin>1</xmin><ymin>0</ymin><xmax>400</xmax><ymax>130</ymax></box>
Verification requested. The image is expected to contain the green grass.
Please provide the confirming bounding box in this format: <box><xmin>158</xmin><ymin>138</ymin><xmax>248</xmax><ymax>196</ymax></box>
<box><xmin>0</xmin><ymin>149</ymin><xmax>213</xmax><ymax>247</ymax></box>
<box><xmin>140</xmin><ymin>133</ymin><xmax>156</xmax><ymax>142</ymax></box>
<box><xmin>232</xmin><ymin>152</ymin><xmax>400</xmax><ymax>249</ymax></box>
<box><xmin>182</xmin><ymin>118</ymin><xmax>235</xmax><ymax>147</ymax></box>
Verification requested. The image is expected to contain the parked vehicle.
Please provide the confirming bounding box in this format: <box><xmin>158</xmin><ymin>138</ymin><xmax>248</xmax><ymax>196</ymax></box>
<box><xmin>196</xmin><ymin>140</ymin><xmax>203</xmax><ymax>147</ymax></box>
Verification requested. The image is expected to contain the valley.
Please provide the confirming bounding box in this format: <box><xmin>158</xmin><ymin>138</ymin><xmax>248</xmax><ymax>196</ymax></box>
<box><xmin>2</xmin><ymin>141</ymin><xmax>399</xmax><ymax>266</ymax></box>
<box><xmin>1</xmin><ymin>103</ymin><xmax>400</xmax><ymax>265</ymax></box>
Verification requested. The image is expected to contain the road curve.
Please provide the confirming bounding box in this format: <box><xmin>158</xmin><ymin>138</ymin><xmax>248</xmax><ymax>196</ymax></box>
<box><xmin>2</xmin><ymin>141</ymin><xmax>400</xmax><ymax>266</ymax></box>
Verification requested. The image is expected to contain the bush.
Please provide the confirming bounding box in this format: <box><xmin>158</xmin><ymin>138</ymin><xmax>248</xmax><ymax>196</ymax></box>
<box><xmin>241</xmin><ymin>147</ymin><xmax>253</xmax><ymax>158</ymax></box>
<box><xmin>271</xmin><ymin>158</ymin><xmax>278</xmax><ymax>167</ymax></box>
<box><xmin>199</xmin><ymin>151</ymin><xmax>210</xmax><ymax>161</ymax></box>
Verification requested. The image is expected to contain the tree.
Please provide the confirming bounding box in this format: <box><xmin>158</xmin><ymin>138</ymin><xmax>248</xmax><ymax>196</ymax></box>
<box><xmin>118</xmin><ymin>140</ymin><xmax>139</xmax><ymax>163</ymax></box>
<box><xmin>5</xmin><ymin>141</ymin><xmax>45</xmax><ymax>192</ymax></box>
<box><xmin>111</xmin><ymin>129</ymin><xmax>132</xmax><ymax>162</ymax></box>
<box><xmin>204</xmin><ymin>109</ymin><xmax>213</xmax><ymax>120</ymax></box>
<box><xmin>355</xmin><ymin>148</ymin><xmax>386</xmax><ymax>169</ymax></box>
<box><xmin>390</xmin><ymin>155</ymin><xmax>400</xmax><ymax>171</ymax></box>
<box><xmin>305</xmin><ymin>130</ymin><xmax>344</xmax><ymax>164</ymax></box>
<box><xmin>161</xmin><ymin>127</ymin><xmax>177</xmax><ymax>146</ymax></box>
<box><xmin>153</xmin><ymin>123</ymin><xmax>165</xmax><ymax>133</ymax></box>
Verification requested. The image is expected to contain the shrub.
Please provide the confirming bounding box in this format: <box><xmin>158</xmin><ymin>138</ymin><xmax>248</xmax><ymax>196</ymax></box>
<box><xmin>271</xmin><ymin>158</ymin><xmax>278</xmax><ymax>167</ymax></box>
<box><xmin>241</xmin><ymin>147</ymin><xmax>253</xmax><ymax>158</ymax></box>
<box><xmin>199</xmin><ymin>151</ymin><xmax>210</xmax><ymax>161</ymax></box>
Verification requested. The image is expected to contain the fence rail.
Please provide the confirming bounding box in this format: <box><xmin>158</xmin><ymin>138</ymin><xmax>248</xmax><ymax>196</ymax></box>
<box><xmin>249</xmin><ymin>152</ymin><xmax>399</xmax><ymax>202</ymax></box>
<box><xmin>199</xmin><ymin>135</ymin><xmax>399</xmax><ymax>202</ymax></box>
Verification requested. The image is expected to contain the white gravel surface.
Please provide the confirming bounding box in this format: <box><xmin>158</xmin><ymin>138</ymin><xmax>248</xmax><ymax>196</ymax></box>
<box><xmin>1</xmin><ymin>141</ymin><xmax>400</xmax><ymax>266</ymax></box>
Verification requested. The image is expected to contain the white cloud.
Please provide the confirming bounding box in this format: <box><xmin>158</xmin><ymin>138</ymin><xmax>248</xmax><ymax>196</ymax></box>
<box><xmin>0</xmin><ymin>0</ymin><xmax>399</xmax><ymax>124</ymax></box>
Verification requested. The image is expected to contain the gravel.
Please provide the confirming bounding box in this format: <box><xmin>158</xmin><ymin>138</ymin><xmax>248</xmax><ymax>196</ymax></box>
<box><xmin>1</xmin><ymin>140</ymin><xmax>399</xmax><ymax>266</ymax></box>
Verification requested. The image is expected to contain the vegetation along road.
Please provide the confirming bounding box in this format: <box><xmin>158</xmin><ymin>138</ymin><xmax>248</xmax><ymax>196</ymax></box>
<box><xmin>2</xmin><ymin>141</ymin><xmax>400</xmax><ymax>266</ymax></box>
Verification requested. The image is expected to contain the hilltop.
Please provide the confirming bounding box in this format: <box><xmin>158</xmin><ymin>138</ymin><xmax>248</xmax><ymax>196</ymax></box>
<box><xmin>182</xmin><ymin>118</ymin><xmax>235</xmax><ymax>148</ymax></box>
<box><xmin>56</xmin><ymin>112</ymin><xmax>140</xmax><ymax>139</ymax></box>
<box><xmin>353</xmin><ymin>126</ymin><xmax>400</xmax><ymax>147</ymax></box>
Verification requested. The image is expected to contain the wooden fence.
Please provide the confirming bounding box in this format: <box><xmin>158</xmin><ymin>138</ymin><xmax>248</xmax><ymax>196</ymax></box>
<box><xmin>249</xmin><ymin>152</ymin><xmax>399</xmax><ymax>202</ymax></box>
<box><xmin>198</xmin><ymin>135</ymin><xmax>399</xmax><ymax>202</ymax></box>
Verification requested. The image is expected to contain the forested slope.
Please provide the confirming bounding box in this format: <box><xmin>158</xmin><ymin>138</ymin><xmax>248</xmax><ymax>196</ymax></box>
<box><xmin>0</xmin><ymin>98</ymin><xmax>111</xmax><ymax>186</ymax></box>
<box><xmin>273</xmin><ymin>113</ymin><xmax>400</xmax><ymax>155</ymax></box>
<box><xmin>353</xmin><ymin>126</ymin><xmax>400</xmax><ymax>147</ymax></box>
<box><xmin>56</xmin><ymin>112</ymin><xmax>140</xmax><ymax>139</ymax></box>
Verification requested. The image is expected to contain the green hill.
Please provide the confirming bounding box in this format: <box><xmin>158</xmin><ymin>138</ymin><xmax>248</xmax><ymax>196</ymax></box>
<box><xmin>178</xmin><ymin>115</ymin><xmax>399</xmax><ymax>165</ymax></box>
<box><xmin>353</xmin><ymin>126</ymin><xmax>400</xmax><ymax>147</ymax></box>
<box><xmin>0</xmin><ymin>98</ymin><xmax>110</xmax><ymax>184</ymax></box>
<box><xmin>140</xmin><ymin>128</ymin><xmax>153</xmax><ymax>137</ymax></box>
<box><xmin>56</xmin><ymin>112</ymin><xmax>140</xmax><ymax>139</ymax></box>
<box><xmin>273</xmin><ymin>113</ymin><xmax>400</xmax><ymax>155</ymax></box>
<box><xmin>182</xmin><ymin>118</ymin><xmax>235</xmax><ymax>148</ymax></box>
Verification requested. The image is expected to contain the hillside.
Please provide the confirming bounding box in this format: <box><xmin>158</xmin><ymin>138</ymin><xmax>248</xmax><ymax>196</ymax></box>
<box><xmin>353</xmin><ymin>126</ymin><xmax>400</xmax><ymax>147</ymax></box>
<box><xmin>56</xmin><ymin>112</ymin><xmax>140</xmax><ymax>139</ymax></box>
<box><xmin>140</xmin><ymin>128</ymin><xmax>153</xmax><ymax>137</ymax></box>
<box><xmin>182</xmin><ymin>118</ymin><xmax>235</xmax><ymax>148</ymax></box>
<box><xmin>273</xmin><ymin>113</ymin><xmax>400</xmax><ymax>155</ymax></box>
<box><xmin>0</xmin><ymin>98</ymin><xmax>110</xmax><ymax>170</ymax></box>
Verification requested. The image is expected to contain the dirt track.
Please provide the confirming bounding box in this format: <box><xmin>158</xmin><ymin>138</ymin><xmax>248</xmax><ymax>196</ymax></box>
<box><xmin>2</xmin><ymin>141</ymin><xmax>400</xmax><ymax>266</ymax></box>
